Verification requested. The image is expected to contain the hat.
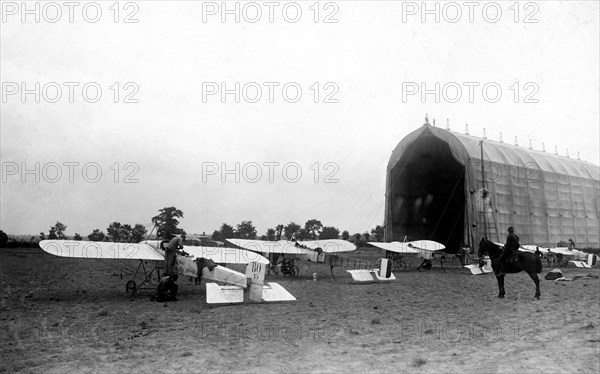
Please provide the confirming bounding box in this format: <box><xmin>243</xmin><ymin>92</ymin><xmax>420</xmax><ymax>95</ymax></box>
<box><xmin>507</xmin><ymin>227</ymin><xmax>514</xmax><ymax>232</ymax></box>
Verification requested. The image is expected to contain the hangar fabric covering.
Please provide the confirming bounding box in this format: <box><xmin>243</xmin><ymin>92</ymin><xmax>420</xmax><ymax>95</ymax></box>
<box><xmin>384</xmin><ymin>123</ymin><xmax>599</xmax><ymax>252</ymax></box>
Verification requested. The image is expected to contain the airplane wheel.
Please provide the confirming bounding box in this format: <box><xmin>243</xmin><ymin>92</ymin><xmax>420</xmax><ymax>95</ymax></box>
<box><xmin>394</xmin><ymin>261</ymin><xmax>407</xmax><ymax>271</ymax></box>
<box><xmin>126</xmin><ymin>280</ymin><xmax>137</xmax><ymax>295</ymax></box>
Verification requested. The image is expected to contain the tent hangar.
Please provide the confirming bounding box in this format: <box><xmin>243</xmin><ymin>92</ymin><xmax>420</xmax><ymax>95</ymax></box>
<box><xmin>384</xmin><ymin>121</ymin><xmax>600</xmax><ymax>252</ymax></box>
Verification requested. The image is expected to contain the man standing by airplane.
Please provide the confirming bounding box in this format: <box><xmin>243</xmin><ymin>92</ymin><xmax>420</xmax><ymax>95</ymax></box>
<box><xmin>163</xmin><ymin>233</ymin><xmax>185</xmax><ymax>276</ymax></box>
<box><xmin>498</xmin><ymin>227</ymin><xmax>520</xmax><ymax>275</ymax></box>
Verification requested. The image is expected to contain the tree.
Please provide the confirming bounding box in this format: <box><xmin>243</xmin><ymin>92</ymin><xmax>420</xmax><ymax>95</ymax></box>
<box><xmin>131</xmin><ymin>224</ymin><xmax>147</xmax><ymax>243</ymax></box>
<box><xmin>236</xmin><ymin>221</ymin><xmax>257</xmax><ymax>239</ymax></box>
<box><xmin>341</xmin><ymin>230</ymin><xmax>350</xmax><ymax>240</ymax></box>
<box><xmin>320</xmin><ymin>226</ymin><xmax>340</xmax><ymax>240</ymax></box>
<box><xmin>88</xmin><ymin>229</ymin><xmax>106</xmax><ymax>242</ymax></box>
<box><xmin>39</xmin><ymin>232</ymin><xmax>46</xmax><ymax>240</ymax></box>
<box><xmin>47</xmin><ymin>222</ymin><xmax>67</xmax><ymax>240</ymax></box>
<box><xmin>284</xmin><ymin>222</ymin><xmax>301</xmax><ymax>240</ymax></box>
<box><xmin>0</xmin><ymin>230</ymin><xmax>8</xmax><ymax>247</ymax></box>
<box><xmin>363</xmin><ymin>232</ymin><xmax>371</xmax><ymax>241</ymax></box>
<box><xmin>353</xmin><ymin>233</ymin><xmax>361</xmax><ymax>242</ymax></box>
<box><xmin>120</xmin><ymin>224</ymin><xmax>134</xmax><ymax>242</ymax></box>
<box><xmin>48</xmin><ymin>227</ymin><xmax>57</xmax><ymax>239</ymax></box>
<box><xmin>74</xmin><ymin>233</ymin><xmax>83</xmax><ymax>240</ymax></box>
<box><xmin>55</xmin><ymin>222</ymin><xmax>67</xmax><ymax>239</ymax></box>
<box><xmin>296</xmin><ymin>228</ymin><xmax>311</xmax><ymax>240</ymax></box>
<box><xmin>370</xmin><ymin>225</ymin><xmax>385</xmax><ymax>242</ymax></box>
<box><xmin>152</xmin><ymin>207</ymin><xmax>184</xmax><ymax>238</ymax></box>
<box><xmin>216</xmin><ymin>223</ymin><xmax>235</xmax><ymax>240</ymax></box>
<box><xmin>266</xmin><ymin>228</ymin><xmax>276</xmax><ymax>241</ymax></box>
<box><xmin>107</xmin><ymin>222</ymin><xmax>123</xmax><ymax>242</ymax></box>
<box><xmin>304</xmin><ymin>219</ymin><xmax>323</xmax><ymax>239</ymax></box>
<box><xmin>211</xmin><ymin>230</ymin><xmax>222</xmax><ymax>241</ymax></box>
<box><xmin>275</xmin><ymin>224</ymin><xmax>284</xmax><ymax>240</ymax></box>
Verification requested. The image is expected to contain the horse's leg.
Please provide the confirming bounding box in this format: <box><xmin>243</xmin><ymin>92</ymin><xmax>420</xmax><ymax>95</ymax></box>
<box><xmin>496</xmin><ymin>275</ymin><xmax>504</xmax><ymax>299</ymax></box>
<box><xmin>528</xmin><ymin>271</ymin><xmax>541</xmax><ymax>299</ymax></box>
<box><xmin>496</xmin><ymin>275</ymin><xmax>505</xmax><ymax>298</ymax></box>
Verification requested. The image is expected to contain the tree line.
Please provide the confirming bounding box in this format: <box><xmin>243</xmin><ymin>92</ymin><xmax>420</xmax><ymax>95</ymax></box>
<box><xmin>210</xmin><ymin>219</ymin><xmax>385</xmax><ymax>244</ymax></box>
<box><xmin>0</xmin><ymin>206</ymin><xmax>386</xmax><ymax>247</ymax></box>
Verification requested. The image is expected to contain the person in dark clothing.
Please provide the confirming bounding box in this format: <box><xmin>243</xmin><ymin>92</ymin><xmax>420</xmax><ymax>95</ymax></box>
<box><xmin>416</xmin><ymin>259</ymin><xmax>432</xmax><ymax>271</ymax></box>
<box><xmin>534</xmin><ymin>247</ymin><xmax>543</xmax><ymax>259</ymax></box>
<box><xmin>163</xmin><ymin>234</ymin><xmax>185</xmax><ymax>275</ymax></box>
<box><xmin>153</xmin><ymin>274</ymin><xmax>179</xmax><ymax>302</ymax></box>
<box><xmin>194</xmin><ymin>257</ymin><xmax>217</xmax><ymax>285</ymax></box>
<box><xmin>498</xmin><ymin>227</ymin><xmax>520</xmax><ymax>275</ymax></box>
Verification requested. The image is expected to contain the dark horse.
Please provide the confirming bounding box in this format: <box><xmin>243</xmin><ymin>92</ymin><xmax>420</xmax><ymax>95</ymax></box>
<box><xmin>478</xmin><ymin>238</ymin><xmax>542</xmax><ymax>299</ymax></box>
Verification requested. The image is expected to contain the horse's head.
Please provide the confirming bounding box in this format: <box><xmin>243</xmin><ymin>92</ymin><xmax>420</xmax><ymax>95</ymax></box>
<box><xmin>478</xmin><ymin>238</ymin><xmax>501</xmax><ymax>258</ymax></box>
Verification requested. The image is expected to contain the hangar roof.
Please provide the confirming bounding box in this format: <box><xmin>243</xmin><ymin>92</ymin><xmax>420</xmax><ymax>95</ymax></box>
<box><xmin>388</xmin><ymin>124</ymin><xmax>599</xmax><ymax>181</ymax></box>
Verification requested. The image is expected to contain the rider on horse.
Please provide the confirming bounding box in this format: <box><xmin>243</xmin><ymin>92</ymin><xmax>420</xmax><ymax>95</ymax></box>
<box><xmin>498</xmin><ymin>227</ymin><xmax>520</xmax><ymax>275</ymax></box>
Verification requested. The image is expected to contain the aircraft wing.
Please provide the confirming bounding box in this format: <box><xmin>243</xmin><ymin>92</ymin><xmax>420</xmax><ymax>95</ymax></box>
<box><xmin>551</xmin><ymin>247</ymin><xmax>576</xmax><ymax>256</ymax></box>
<box><xmin>405</xmin><ymin>240</ymin><xmax>445</xmax><ymax>251</ymax></box>
<box><xmin>368</xmin><ymin>241</ymin><xmax>419</xmax><ymax>254</ymax></box>
<box><xmin>40</xmin><ymin>240</ymin><xmax>164</xmax><ymax>260</ymax></box>
<box><xmin>225</xmin><ymin>238</ymin><xmax>310</xmax><ymax>255</ymax></box>
<box><xmin>520</xmin><ymin>245</ymin><xmax>575</xmax><ymax>256</ymax></box>
<box><xmin>297</xmin><ymin>239</ymin><xmax>356</xmax><ymax>253</ymax></box>
<box><xmin>183</xmin><ymin>245</ymin><xmax>270</xmax><ymax>264</ymax></box>
<box><xmin>369</xmin><ymin>240</ymin><xmax>445</xmax><ymax>253</ymax></box>
<box><xmin>142</xmin><ymin>240</ymin><xmax>270</xmax><ymax>264</ymax></box>
<box><xmin>520</xmin><ymin>244</ymin><xmax>546</xmax><ymax>253</ymax></box>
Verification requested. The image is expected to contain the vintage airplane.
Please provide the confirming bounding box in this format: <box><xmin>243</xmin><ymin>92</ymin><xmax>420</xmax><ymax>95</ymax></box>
<box><xmin>227</xmin><ymin>238</ymin><xmax>387</xmax><ymax>281</ymax></box>
<box><xmin>463</xmin><ymin>242</ymin><xmax>593</xmax><ymax>275</ymax></box>
<box><xmin>363</xmin><ymin>240</ymin><xmax>446</xmax><ymax>279</ymax></box>
<box><xmin>226</xmin><ymin>238</ymin><xmax>357</xmax><ymax>265</ymax></box>
<box><xmin>38</xmin><ymin>239</ymin><xmax>295</xmax><ymax>303</ymax></box>
<box><xmin>520</xmin><ymin>244</ymin><xmax>576</xmax><ymax>257</ymax></box>
<box><xmin>368</xmin><ymin>240</ymin><xmax>445</xmax><ymax>256</ymax></box>
<box><xmin>226</xmin><ymin>238</ymin><xmax>356</xmax><ymax>254</ymax></box>
<box><xmin>519</xmin><ymin>244</ymin><xmax>598</xmax><ymax>268</ymax></box>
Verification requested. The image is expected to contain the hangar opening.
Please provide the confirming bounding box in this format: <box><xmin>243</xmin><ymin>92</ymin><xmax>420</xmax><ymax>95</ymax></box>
<box><xmin>389</xmin><ymin>133</ymin><xmax>465</xmax><ymax>252</ymax></box>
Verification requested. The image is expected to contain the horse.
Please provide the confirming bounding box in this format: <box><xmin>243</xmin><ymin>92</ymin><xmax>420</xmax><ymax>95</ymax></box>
<box><xmin>478</xmin><ymin>238</ymin><xmax>542</xmax><ymax>299</ymax></box>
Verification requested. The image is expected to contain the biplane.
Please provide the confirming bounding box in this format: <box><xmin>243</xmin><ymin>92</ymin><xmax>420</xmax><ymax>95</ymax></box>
<box><xmin>38</xmin><ymin>239</ymin><xmax>295</xmax><ymax>304</ymax></box>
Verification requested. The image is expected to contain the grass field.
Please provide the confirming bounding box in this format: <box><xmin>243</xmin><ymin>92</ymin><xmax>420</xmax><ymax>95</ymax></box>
<box><xmin>1</xmin><ymin>247</ymin><xmax>599</xmax><ymax>373</ymax></box>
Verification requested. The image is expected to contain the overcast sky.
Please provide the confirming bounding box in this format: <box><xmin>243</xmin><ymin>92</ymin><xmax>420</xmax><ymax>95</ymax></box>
<box><xmin>1</xmin><ymin>0</ymin><xmax>598</xmax><ymax>237</ymax></box>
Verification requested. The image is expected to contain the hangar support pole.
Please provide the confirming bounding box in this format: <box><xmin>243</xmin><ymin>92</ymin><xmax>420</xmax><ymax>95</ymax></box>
<box><xmin>480</xmin><ymin>140</ymin><xmax>500</xmax><ymax>242</ymax></box>
<box><xmin>480</xmin><ymin>141</ymin><xmax>489</xmax><ymax>239</ymax></box>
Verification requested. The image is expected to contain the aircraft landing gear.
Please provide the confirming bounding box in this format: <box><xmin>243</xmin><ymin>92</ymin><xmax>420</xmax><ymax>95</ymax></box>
<box><xmin>125</xmin><ymin>280</ymin><xmax>137</xmax><ymax>294</ymax></box>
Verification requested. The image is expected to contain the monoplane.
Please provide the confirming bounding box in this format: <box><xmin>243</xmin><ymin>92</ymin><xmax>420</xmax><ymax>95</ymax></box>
<box><xmin>38</xmin><ymin>239</ymin><xmax>295</xmax><ymax>303</ymax></box>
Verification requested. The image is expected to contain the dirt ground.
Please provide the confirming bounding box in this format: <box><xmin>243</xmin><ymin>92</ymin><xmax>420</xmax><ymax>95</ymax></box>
<box><xmin>1</xmin><ymin>247</ymin><xmax>599</xmax><ymax>374</ymax></box>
